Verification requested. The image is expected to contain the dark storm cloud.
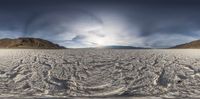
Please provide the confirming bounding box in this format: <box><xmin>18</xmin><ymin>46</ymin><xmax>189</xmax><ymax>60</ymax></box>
<box><xmin>0</xmin><ymin>0</ymin><xmax>200</xmax><ymax>47</ymax></box>
<box><xmin>128</xmin><ymin>6</ymin><xmax>200</xmax><ymax>36</ymax></box>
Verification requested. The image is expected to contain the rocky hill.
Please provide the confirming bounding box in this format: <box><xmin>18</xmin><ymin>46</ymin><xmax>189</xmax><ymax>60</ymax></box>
<box><xmin>172</xmin><ymin>40</ymin><xmax>200</xmax><ymax>48</ymax></box>
<box><xmin>0</xmin><ymin>37</ymin><xmax>66</xmax><ymax>49</ymax></box>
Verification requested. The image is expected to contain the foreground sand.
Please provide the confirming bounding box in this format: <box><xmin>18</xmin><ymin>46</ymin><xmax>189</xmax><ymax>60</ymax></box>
<box><xmin>0</xmin><ymin>49</ymin><xmax>199</xmax><ymax>99</ymax></box>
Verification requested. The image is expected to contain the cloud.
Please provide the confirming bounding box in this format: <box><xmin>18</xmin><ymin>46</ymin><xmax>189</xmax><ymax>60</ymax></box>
<box><xmin>0</xmin><ymin>1</ymin><xmax>200</xmax><ymax>48</ymax></box>
<box><xmin>24</xmin><ymin>9</ymin><xmax>105</xmax><ymax>47</ymax></box>
<box><xmin>143</xmin><ymin>33</ymin><xmax>198</xmax><ymax>48</ymax></box>
<box><xmin>0</xmin><ymin>31</ymin><xmax>23</xmax><ymax>39</ymax></box>
<box><xmin>126</xmin><ymin>6</ymin><xmax>200</xmax><ymax>36</ymax></box>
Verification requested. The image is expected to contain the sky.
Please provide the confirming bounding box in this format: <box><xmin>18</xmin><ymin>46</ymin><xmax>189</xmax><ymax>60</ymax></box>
<box><xmin>1</xmin><ymin>0</ymin><xmax>200</xmax><ymax>48</ymax></box>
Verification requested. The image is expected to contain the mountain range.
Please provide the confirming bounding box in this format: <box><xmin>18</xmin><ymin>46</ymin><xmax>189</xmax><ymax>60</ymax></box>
<box><xmin>98</xmin><ymin>45</ymin><xmax>149</xmax><ymax>49</ymax></box>
<box><xmin>172</xmin><ymin>40</ymin><xmax>200</xmax><ymax>49</ymax></box>
<box><xmin>0</xmin><ymin>37</ymin><xmax>200</xmax><ymax>49</ymax></box>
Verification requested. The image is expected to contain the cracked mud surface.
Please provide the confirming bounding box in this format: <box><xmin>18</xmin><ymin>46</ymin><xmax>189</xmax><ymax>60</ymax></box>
<box><xmin>0</xmin><ymin>49</ymin><xmax>199</xmax><ymax>99</ymax></box>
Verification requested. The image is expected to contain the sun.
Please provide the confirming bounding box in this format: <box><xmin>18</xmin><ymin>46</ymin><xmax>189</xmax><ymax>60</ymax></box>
<box><xmin>87</xmin><ymin>34</ymin><xmax>106</xmax><ymax>46</ymax></box>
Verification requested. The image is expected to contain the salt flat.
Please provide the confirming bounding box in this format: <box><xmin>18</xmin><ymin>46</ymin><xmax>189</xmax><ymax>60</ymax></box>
<box><xmin>0</xmin><ymin>49</ymin><xmax>199</xmax><ymax>99</ymax></box>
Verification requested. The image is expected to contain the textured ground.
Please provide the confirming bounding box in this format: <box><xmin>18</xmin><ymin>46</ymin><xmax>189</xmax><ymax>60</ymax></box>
<box><xmin>0</xmin><ymin>49</ymin><xmax>200</xmax><ymax>99</ymax></box>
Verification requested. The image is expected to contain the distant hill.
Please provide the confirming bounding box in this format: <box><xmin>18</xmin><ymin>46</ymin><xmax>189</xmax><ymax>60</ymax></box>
<box><xmin>0</xmin><ymin>37</ymin><xmax>66</xmax><ymax>49</ymax></box>
<box><xmin>98</xmin><ymin>45</ymin><xmax>149</xmax><ymax>49</ymax></box>
<box><xmin>172</xmin><ymin>40</ymin><xmax>200</xmax><ymax>49</ymax></box>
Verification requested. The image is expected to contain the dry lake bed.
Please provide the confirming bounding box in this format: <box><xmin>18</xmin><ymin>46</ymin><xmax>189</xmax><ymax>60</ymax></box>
<box><xmin>0</xmin><ymin>49</ymin><xmax>199</xmax><ymax>99</ymax></box>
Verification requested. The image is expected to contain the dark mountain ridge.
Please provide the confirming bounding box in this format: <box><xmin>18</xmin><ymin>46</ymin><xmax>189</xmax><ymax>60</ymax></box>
<box><xmin>98</xmin><ymin>45</ymin><xmax>149</xmax><ymax>49</ymax></box>
<box><xmin>0</xmin><ymin>37</ymin><xmax>66</xmax><ymax>49</ymax></box>
<box><xmin>172</xmin><ymin>40</ymin><xmax>200</xmax><ymax>49</ymax></box>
